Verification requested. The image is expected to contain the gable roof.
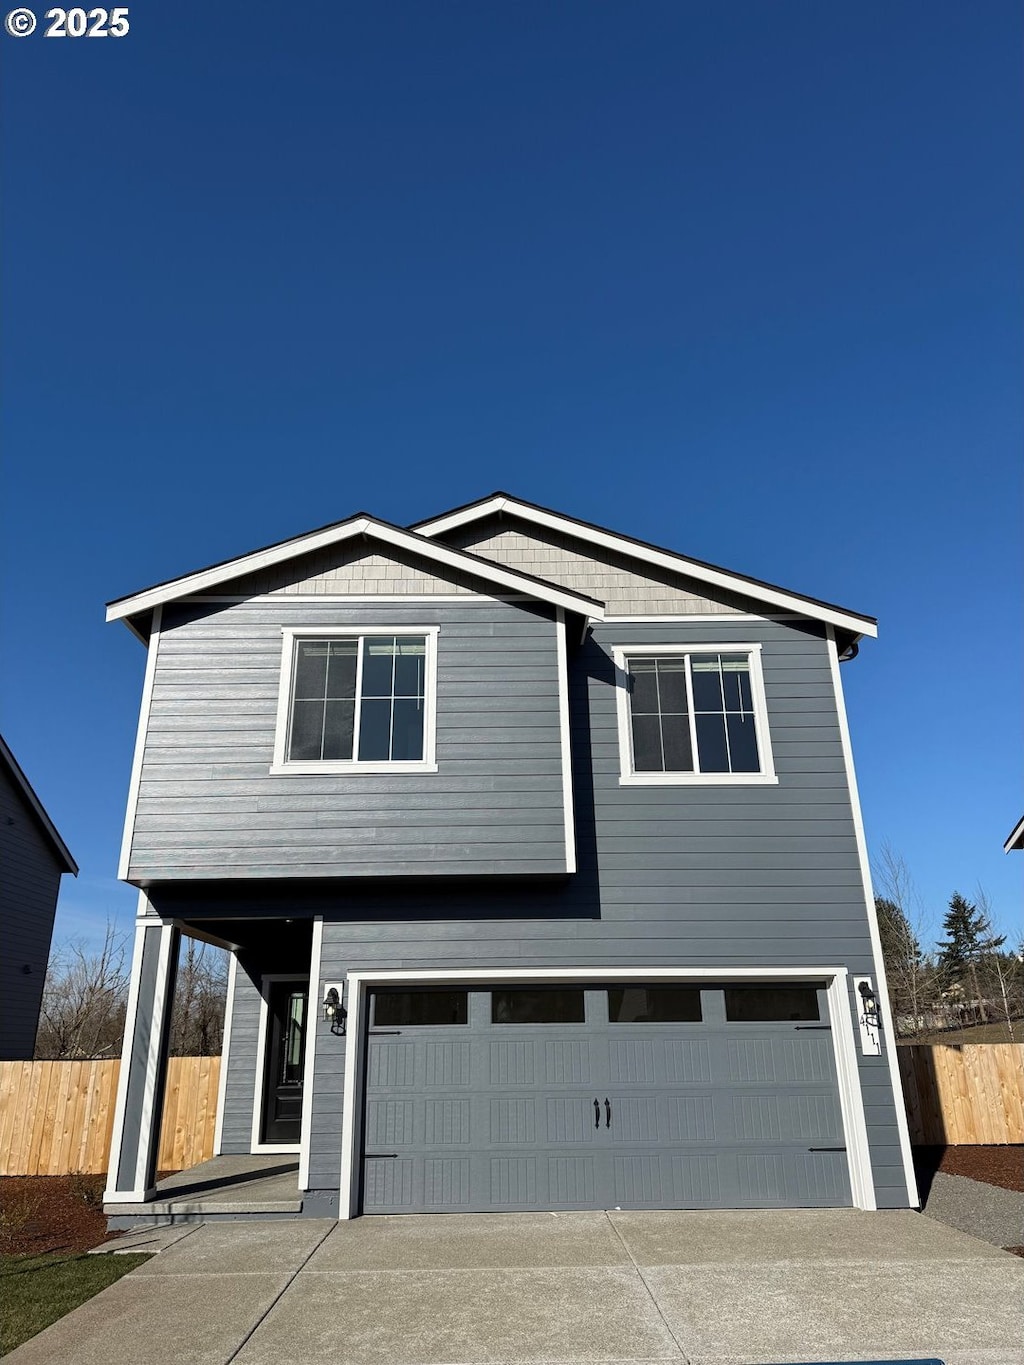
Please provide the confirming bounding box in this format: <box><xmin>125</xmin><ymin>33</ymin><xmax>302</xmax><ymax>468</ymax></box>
<box><xmin>0</xmin><ymin>735</ymin><xmax>78</xmax><ymax>875</ymax></box>
<box><xmin>106</xmin><ymin>513</ymin><xmax>606</xmax><ymax>633</ymax></box>
<box><xmin>413</xmin><ymin>492</ymin><xmax>878</xmax><ymax>640</ymax></box>
<box><xmin>1004</xmin><ymin>816</ymin><xmax>1024</xmax><ymax>853</ymax></box>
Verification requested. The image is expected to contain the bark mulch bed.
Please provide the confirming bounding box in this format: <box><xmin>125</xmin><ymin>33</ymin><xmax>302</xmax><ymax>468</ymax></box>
<box><xmin>913</xmin><ymin>1144</ymin><xmax>1023</xmax><ymax>1196</ymax></box>
<box><xmin>0</xmin><ymin>1175</ymin><xmax>112</xmax><ymax>1257</ymax></box>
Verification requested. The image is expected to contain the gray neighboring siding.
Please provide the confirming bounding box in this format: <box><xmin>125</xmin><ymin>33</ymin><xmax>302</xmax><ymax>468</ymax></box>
<box><xmin>129</xmin><ymin>597</ymin><xmax>566</xmax><ymax>880</ymax></box>
<box><xmin>217</xmin><ymin>957</ymin><xmax>263</xmax><ymax>1154</ymax></box>
<box><xmin>169</xmin><ymin>616</ymin><xmax>909</xmax><ymax>1209</ymax></box>
<box><xmin>0</xmin><ymin>764</ymin><xmax>65</xmax><ymax>1059</ymax></box>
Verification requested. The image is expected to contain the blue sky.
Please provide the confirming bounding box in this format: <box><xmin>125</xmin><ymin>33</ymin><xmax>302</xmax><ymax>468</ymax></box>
<box><xmin>2</xmin><ymin>1</ymin><xmax>1020</xmax><ymax>951</ymax></box>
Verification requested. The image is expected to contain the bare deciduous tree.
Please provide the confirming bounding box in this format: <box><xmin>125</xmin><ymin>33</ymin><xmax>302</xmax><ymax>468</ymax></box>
<box><xmin>168</xmin><ymin>938</ymin><xmax>228</xmax><ymax>1056</ymax></box>
<box><xmin>34</xmin><ymin>921</ymin><xmax>129</xmax><ymax>1060</ymax></box>
<box><xmin>872</xmin><ymin>843</ymin><xmax>932</xmax><ymax>1037</ymax></box>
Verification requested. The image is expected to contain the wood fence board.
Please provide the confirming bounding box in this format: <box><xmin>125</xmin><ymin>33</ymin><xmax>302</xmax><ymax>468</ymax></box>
<box><xmin>2</xmin><ymin>1046</ymin><xmax>1021</xmax><ymax>1177</ymax></box>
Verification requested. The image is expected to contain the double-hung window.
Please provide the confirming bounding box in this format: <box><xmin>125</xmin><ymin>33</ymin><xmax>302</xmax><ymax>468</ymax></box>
<box><xmin>614</xmin><ymin>644</ymin><xmax>776</xmax><ymax>784</ymax></box>
<box><xmin>272</xmin><ymin>628</ymin><xmax>438</xmax><ymax>773</ymax></box>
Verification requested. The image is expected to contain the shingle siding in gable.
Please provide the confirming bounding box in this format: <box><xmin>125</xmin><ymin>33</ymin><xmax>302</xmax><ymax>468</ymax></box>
<box><xmin>194</xmin><ymin>543</ymin><xmax>480</xmax><ymax>599</ymax></box>
<box><xmin>0</xmin><ymin>764</ymin><xmax>64</xmax><ymax>1059</ymax></box>
<box><xmin>445</xmin><ymin>515</ymin><xmax>755</xmax><ymax>615</ymax></box>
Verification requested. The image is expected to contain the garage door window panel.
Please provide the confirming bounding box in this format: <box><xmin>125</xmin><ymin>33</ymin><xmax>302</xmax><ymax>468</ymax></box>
<box><xmin>371</xmin><ymin>989</ymin><xmax>469</xmax><ymax>1027</ymax></box>
<box><xmin>492</xmin><ymin>989</ymin><xmax>586</xmax><ymax>1024</ymax></box>
<box><xmin>724</xmin><ymin>986</ymin><xmax>821</xmax><ymax>1022</ymax></box>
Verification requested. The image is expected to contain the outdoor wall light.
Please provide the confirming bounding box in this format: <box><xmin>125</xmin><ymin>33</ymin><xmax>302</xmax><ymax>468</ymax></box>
<box><xmin>323</xmin><ymin>986</ymin><xmax>346</xmax><ymax>1035</ymax></box>
<box><xmin>857</xmin><ymin>979</ymin><xmax>880</xmax><ymax>1024</ymax></box>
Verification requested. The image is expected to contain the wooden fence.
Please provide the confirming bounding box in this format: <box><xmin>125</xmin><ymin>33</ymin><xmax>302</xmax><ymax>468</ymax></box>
<box><xmin>898</xmin><ymin>1043</ymin><xmax>1024</xmax><ymax>1144</ymax></box>
<box><xmin>0</xmin><ymin>1056</ymin><xmax>221</xmax><ymax>1176</ymax></box>
<box><xmin>1</xmin><ymin>1046</ymin><xmax>1021</xmax><ymax>1177</ymax></box>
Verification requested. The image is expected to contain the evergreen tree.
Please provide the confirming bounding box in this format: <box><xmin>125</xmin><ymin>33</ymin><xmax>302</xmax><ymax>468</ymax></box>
<box><xmin>936</xmin><ymin>891</ymin><xmax>1006</xmax><ymax>1023</ymax></box>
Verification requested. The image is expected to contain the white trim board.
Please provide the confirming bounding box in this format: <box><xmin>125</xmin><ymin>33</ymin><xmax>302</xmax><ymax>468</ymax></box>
<box><xmin>555</xmin><ymin>608</ymin><xmax>576</xmax><ymax>874</ymax></box>
<box><xmin>134</xmin><ymin>923</ymin><xmax>178</xmax><ymax>1193</ymax></box>
<box><xmin>118</xmin><ymin>604</ymin><xmax>162</xmax><ymax>880</ymax></box>
<box><xmin>251</xmin><ymin>973</ymin><xmax>309</xmax><ymax>1156</ymax></box>
<box><xmin>103</xmin><ymin>903</ymin><xmax>150</xmax><ymax>1201</ymax></box>
<box><xmin>212</xmin><ymin>952</ymin><xmax>238</xmax><ymax>1157</ymax></box>
<box><xmin>106</xmin><ymin>517</ymin><xmax>605</xmax><ymax>626</ymax></box>
<box><xmin>826</xmin><ymin>627</ymin><xmax>919</xmax><ymax>1209</ymax></box>
<box><xmin>338</xmin><ymin>965</ymin><xmax>877</xmax><ymax>1220</ymax></box>
<box><xmin>178</xmin><ymin>593</ymin><xmax>536</xmax><ymax>605</ymax></box>
<box><xmin>298</xmin><ymin>918</ymin><xmax>324</xmax><ymax>1190</ymax></box>
<box><xmin>414</xmin><ymin>494</ymin><xmax>877</xmax><ymax>639</ymax></box>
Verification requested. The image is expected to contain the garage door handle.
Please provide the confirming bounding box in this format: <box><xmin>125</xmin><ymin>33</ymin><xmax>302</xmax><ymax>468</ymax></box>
<box><xmin>808</xmin><ymin>1146</ymin><xmax>846</xmax><ymax>1152</ymax></box>
<box><xmin>593</xmin><ymin>1098</ymin><xmax>600</xmax><ymax>1128</ymax></box>
<box><xmin>604</xmin><ymin>1098</ymin><xmax>611</xmax><ymax>1128</ymax></box>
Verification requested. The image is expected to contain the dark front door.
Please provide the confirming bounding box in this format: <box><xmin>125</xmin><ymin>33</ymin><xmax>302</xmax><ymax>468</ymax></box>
<box><xmin>261</xmin><ymin>980</ymin><xmax>308</xmax><ymax>1144</ymax></box>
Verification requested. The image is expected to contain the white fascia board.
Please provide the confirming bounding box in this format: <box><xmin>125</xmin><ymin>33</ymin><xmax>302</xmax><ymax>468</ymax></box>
<box><xmin>1003</xmin><ymin>815</ymin><xmax>1024</xmax><ymax>853</ymax></box>
<box><xmin>106</xmin><ymin>516</ymin><xmax>604</xmax><ymax>626</ymax></box>
<box><xmin>416</xmin><ymin>496</ymin><xmax>876</xmax><ymax>639</ymax></box>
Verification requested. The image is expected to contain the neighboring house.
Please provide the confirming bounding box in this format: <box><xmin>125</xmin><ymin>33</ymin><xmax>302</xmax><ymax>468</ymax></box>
<box><xmin>1004</xmin><ymin>817</ymin><xmax>1024</xmax><ymax>852</ymax></box>
<box><xmin>0</xmin><ymin>735</ymin><xmax>78</xmax><ymax>1059</ymax></box>
<box><xmin>102</xmin><ymin>492</ymin><xmax>918</xmax><ymax>1219</ymax></box>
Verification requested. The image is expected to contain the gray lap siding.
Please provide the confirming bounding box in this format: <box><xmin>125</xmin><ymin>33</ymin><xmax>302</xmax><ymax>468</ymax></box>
<box><xmin>177</xmin><ymin>615</ymin><xmax>908</xmax><ymax>1207</ymax></box>
<box><xmin>130</xmin><ymin>598</ymin><xmax>567</xmax><ymax>879</ymax></box>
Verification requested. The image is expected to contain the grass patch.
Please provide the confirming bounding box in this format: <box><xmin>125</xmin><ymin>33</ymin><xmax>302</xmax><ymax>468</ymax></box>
<box><xmin>0</xmin><ymin>1251</ymin><xmax>151</xmax><ymax>1354</ymax></box>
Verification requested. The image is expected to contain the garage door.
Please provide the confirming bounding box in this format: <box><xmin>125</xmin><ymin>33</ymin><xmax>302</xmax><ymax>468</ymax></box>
<box><xmin>360</xmin><ymin>983</ymin><xmax>851</xmax><ymax>1213</ymax></box>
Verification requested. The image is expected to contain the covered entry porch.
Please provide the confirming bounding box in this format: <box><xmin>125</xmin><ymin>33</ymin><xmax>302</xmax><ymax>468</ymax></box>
<box><xmin>103</xmin><ymin>904</ymin><xmax>319</xmax><ymax>1224</ymax></box>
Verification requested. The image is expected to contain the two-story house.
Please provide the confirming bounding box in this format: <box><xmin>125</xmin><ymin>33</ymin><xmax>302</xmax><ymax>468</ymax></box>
<box><xmin>102</xmin><ymin>493</ymin><xmax>917</xmax><ymax>1223</ymax></box>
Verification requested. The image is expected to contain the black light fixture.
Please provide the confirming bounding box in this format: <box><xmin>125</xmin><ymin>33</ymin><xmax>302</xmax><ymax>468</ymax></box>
<box><xmin>857</xmin><ymin>979</ymin><xmax>880</xmax><ymax>1027</ymax></box>
<box><xmin>323</xmin><ymin>986</ymin><xmax>346</xmax><ymax>1035</ymax></box>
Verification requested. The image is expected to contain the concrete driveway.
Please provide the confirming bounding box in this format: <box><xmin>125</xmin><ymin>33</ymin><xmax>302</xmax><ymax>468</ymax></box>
<box><xmin>7</xmin><ymin>1209</ymin><xmax>1022</xmax><ymax>1365</ymax></box>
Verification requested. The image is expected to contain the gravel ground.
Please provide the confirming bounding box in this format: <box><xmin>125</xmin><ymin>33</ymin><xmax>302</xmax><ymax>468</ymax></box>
<box><xmin>921</xmin><ymin>1170</ymin><xmax>1024</xmax><ymax>1251</ymax></box>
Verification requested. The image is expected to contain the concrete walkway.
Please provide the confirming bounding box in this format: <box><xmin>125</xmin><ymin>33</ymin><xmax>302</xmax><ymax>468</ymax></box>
<box><xmin>9</xmin><ymin>1209</ymin><xmax>1023</xmax><ymax>1365</ymax></box>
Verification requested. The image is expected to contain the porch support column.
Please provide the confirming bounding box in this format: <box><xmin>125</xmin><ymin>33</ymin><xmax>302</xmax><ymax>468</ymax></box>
<box><xmin>104</xmin><ymin>909</ymin><xmax>180</xmax><ymax>1202</ymax></box>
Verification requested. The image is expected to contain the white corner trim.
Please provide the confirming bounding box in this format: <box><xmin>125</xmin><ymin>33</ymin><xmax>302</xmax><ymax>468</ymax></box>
<box><xmin>212</xmin><ymin>952</ymin><xmax>238</xmax><ymax>1157</ymax></box>
<box><xmin>414</xmin><ymin>496</ymin><xmax>876</xmax><ymax>638</ymax></box>
<box><xmin>271</xmin><ymin>626</ymin><xmax>440</xmax><ymax>774</ymax></box>
<box><xmin>611</xmin><ymin>642</ymin><xmax>777</xmax><ymax>786</ymax></box>
<box><xmin>251</xmin><ymin>973</ymin><xmax>308</xmax><ymax>1155</ymax></box>
<box><xmin>826</xmin><ymin>627</ymin><xmax>919</xmax><ymax>1208</ymax></box>
<box><xmin>298</xmin><ymin>919</ymin><xmax>324</xmax><ymax>1190</ymax></box>
<box><xmin>106</xmin><ymin>516</ymin><xmax>605</xmax><ymax>624</ymax></box>
<box><xmin>826</xmin><ymin>971</ymin><xmax>876</xmax><ymax>1210</ymax></box>
<box><xmin>555</xmin><ymin>609</ymin><xmax>576</xmax><ymax>874</ymax></box>
<box><xmin>338</xmin><ymin>964</ymin><xmax>861</xmax><ymax>1220</ymax></box>
<box><xmin>117</xmin><ymin>604</ymin><xmax>162</xmax><ymax>880</ymax></box>
<box><xmin>133</xmin><ymin>922</ymin><xmax>178</xmax><ymax>1193</ymax></box>
<box><xmin>105</xmin><ymin>903</ymin><xmax>150</xmax><ymax>1196</ymax></box>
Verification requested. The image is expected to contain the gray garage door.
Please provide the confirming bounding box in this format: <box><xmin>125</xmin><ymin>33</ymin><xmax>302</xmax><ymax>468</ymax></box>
<box><xmin>361</xmin><ymin>983</ymin><xmax>851</xmax><ymax>1213</ymax></box>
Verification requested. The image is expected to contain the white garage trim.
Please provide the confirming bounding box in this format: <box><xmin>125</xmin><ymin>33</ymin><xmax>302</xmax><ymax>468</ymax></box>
<box><xmin>826</xmin><ymin>628</ymin><xmax>919</xmax><ymax>1209</ymax></box>
<box><xmin>338</xmin><ymin>965</ymin><xmax>875</xmax><ymax>1219</ymax></box>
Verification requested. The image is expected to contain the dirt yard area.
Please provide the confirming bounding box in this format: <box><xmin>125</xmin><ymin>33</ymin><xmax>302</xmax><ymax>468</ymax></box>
<box><xmin>913</xmin><ymin>1144</ymin><xmax>1024</xmax><ymax>1196</ymax></box>
<box><xmin>0</xmin><ymin>1174</ymin><xmax>111</xmax><ymax>1257</ymax></box>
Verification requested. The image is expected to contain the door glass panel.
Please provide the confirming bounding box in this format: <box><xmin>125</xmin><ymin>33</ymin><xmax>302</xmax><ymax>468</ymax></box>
<box><xmin>281</xmin><ymin>992</ymin><xmax>305</xmax><ymax>1084</ymax></box>
<box><xmin>724</xmin><ymin>986</ymin><xmax>821</xmax><ymax>1022</ymax></box>
<box><xmin>372</xmin><ymin>989</ymin><xmax>468</xmax><ymax>1026</ymax></box>
<box><xmin>607</xmin><ymin>986</ymin><xmax>703</xmax><ymax>1023</ymax></box>
<box><xmin>491</xmin><ymin>988</ymin><xmax>586</xmax><ymax>1024</ymax></box>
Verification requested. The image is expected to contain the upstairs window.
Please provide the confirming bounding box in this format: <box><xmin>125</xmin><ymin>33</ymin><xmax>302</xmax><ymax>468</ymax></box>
<box><xmin>272</xmin><ymin>629</ymin><xmax>437</xmax><ymax>773</ymax></box>
<box><xmin>613</xmin><ymin>644</ymin><xmax>775</xmax><ymax>785</ymax></box>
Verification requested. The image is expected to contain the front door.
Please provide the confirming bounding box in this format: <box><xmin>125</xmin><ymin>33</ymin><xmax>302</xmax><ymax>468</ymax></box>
<box><xmin>261</xmin><ymin>980</ymin><xmax>308</xmax><ymax>1145</ymax></box>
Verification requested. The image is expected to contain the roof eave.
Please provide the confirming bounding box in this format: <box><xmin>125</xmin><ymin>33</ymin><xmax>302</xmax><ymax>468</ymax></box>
<box><xmin>413</xmin><ymin>493</ymin><xmax>877</xmax><ymax>640</ymax></box>
<box><xmin>0</xmin><ymin>735</ymin><xmax>78</xmax><ymax>875</ymax></box>
<box><xmin>106</xmin><ymin>514</ymin><xmax>605</xmax><ymax>629</ymax></box>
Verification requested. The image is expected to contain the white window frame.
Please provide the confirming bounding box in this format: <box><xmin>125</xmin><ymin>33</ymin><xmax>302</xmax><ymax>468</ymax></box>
<box><xmin>271</xmin><ymin>626</ymin><xmax>439</xmax><ymax>775</ymax></box>
<box><xmin>612</xmin><ymin>642</ymin><xmax>777</xmax><ymax>786</ymax></box>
